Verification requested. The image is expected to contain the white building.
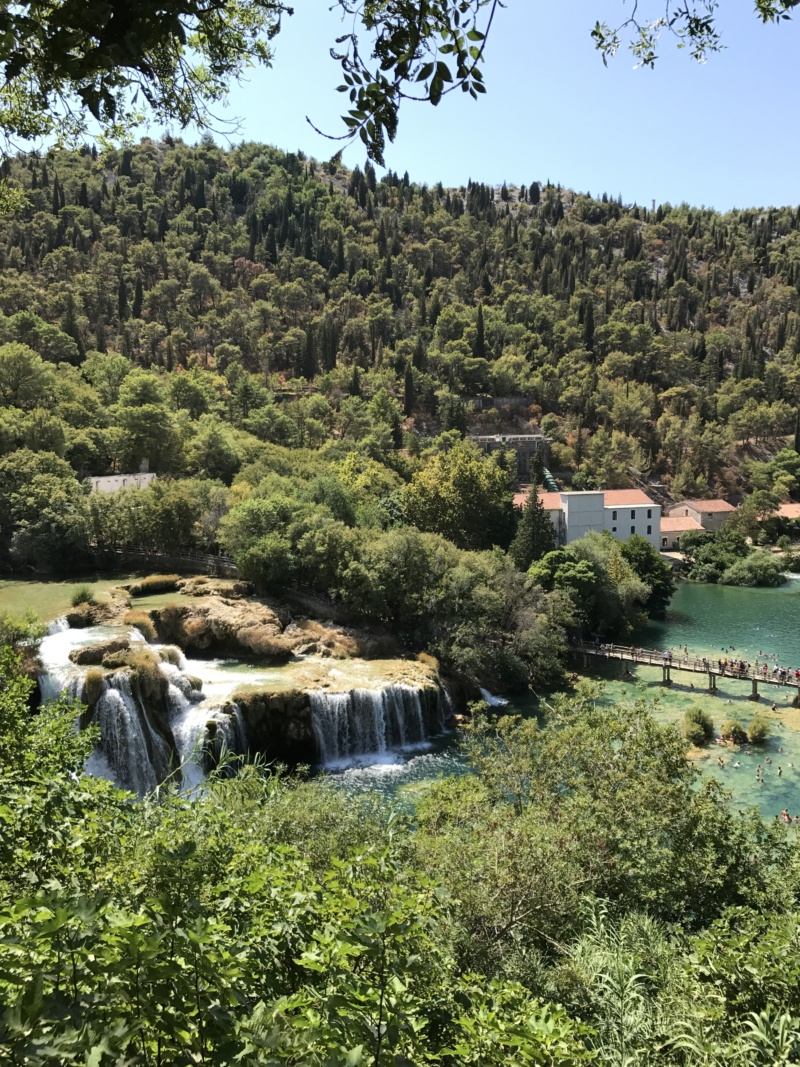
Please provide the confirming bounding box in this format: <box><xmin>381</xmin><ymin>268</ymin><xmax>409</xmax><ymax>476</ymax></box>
<box><xmin>515</xmin><ymin>488</ymin><xmax>662</xmax><ymax>549</ymax></box>
<box><xmin>89</xmin><ymin>473</ymin><xmax>157</xmax><ymax>493</ymax></box>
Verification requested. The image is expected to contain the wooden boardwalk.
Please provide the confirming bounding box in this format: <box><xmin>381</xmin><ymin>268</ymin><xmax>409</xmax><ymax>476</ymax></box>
<box><xmin>573</xmin><ymin>642</ymin><xmax>800</xmax><ymax>699</ymax></box>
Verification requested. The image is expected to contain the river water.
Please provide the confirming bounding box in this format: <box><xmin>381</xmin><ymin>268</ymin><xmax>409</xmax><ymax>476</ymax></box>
<box><xmin>25</xmin><ymin>577</ymin><xmax>800</xmax><ymax>815</ymax></box>
<box><xmin>331</xmin><ymin>580</ymin><xmax>800</xmax><ymax>816</ymax></box>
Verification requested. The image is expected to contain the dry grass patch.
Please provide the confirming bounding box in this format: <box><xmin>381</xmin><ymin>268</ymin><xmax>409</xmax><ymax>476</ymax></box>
<box><xmin>82</xmin><ymin>668</ymin><xmax>106</xmax><ymax>706</ymax></box>
<box><xmin>122</xmin><ymin>610</ymin><xmax>157</xmax><ymax>642</ymax></box>
<box><xmin>129</xmin><ymin>574</ymin><xmax>181</xmax><ymax>597</ymax></box>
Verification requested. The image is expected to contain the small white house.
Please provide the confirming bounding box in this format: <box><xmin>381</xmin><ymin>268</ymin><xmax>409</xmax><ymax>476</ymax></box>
<box><xmin>89</xmin><ymin>473</ymin><xmax>157</xmax><ymax>493</ymax></box>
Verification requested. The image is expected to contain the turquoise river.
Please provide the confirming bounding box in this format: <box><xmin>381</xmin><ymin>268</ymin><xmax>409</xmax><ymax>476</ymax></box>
<box><xmin>334</xmin><ymin>579</ymin><xmax>800</xmax><ymax>816</ymax></box>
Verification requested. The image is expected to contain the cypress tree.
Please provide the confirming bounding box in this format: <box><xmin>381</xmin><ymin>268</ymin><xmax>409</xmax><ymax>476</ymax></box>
<box><xmin>61</xmin><ymin>293</ymin><xmax>84</xmax><ymax>362</ymax></box>
<box><xmin>403</xmin><ymin>363</ymin><xmax>415</xmax><ymax>417</ymax></box>
<box><xmin>509</xmin><ymin>481</ymin><xmax>557</xmax><ymax>571</ymax></box>
<box><xmin>583</xmin><ymin>299</ymin><xmax>595</xmax><ymax>352</ymax></box>
<box><xmin>302</xmin><ymin>327</ymin><xmax>317</xmax><ymax>380</ymax></box>
<box><xmin>474</xmin><ymin>302</ymin><xmax>486</xmax><ymax>360</ymax></box>
<box><xmin>412</xmin><ymin>334</ymin><xmax>426</xmax><ymax>371</ymax></box>
<box><xmin>118</xmin><ymin>276</ymin><xmax>129</xmax><ymax>320</ymax></box>
<box><xmin>132</xmin><ymin>276</ymin><xmax>143</xmax><ymax>319</ymax></box>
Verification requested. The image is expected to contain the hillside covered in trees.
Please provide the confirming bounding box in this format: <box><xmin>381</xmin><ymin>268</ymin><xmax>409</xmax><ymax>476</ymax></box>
<box><xmin>0</xmin><ymin>137</ymin><xmax>798</xmax><ymax>681</ymax></box>
<box><xmin>2</xmin><ymin>137</ymin><xmax>799</xmax><ymax>489</ymax></box>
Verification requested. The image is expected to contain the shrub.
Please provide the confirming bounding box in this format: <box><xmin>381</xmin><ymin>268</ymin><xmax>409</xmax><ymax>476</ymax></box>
<box><xmin>81</xmin><ymin>668</ymin><xmax>105</xmax><ymax>706</ymax></box>
<box><xmin>128</xmin><ymin>574</ymin><xmax>181</xmax><ymax>597</ymax></box>
<box><xmin>417</xmin><ymin>652</ymin><xmax>440</xmax><ymax>671</ymax></box>
<box><xmin>721</xmin><ymin>554</ymin><xmax>785</xmax><ymax>587</ymax></box>
<box><xmin>122</xmin><ymin>610</ymin><xmax>157</xmax><ymax>642</ymax></box>
<box><xmin>720</xmin><ymin>718</ymin><xmax>748</xmax><ymax>744</ymax></box>
<box><xmin>158</xmin><ymin>645</ymin><xmax>184</xmax><ymax>666</ymax></box>
<box><xmin>747</xmin><ymin>716</ymin><xmax>770</xmax><ymax>744</ymax></box>
<box><xmin>71</xmin><ymin>583</ymin><xmax>95</xmax><ymax>607</ymax></box>
<box><xmin>682</xmin><ymin>705</ymin><xmax>714</xmax><ymax>746</ymax></box>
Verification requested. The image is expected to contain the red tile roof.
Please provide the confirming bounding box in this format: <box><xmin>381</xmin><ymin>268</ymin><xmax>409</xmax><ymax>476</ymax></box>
<box><xmin>514</xmin><ymin>490</ymin><xmax>562</xmax><ymax>509</ymax></box>
<box><xmin>777</xmin><ymin>503</ymin><xmax>800</xmax><ymax>520</ymax></box>
<box><xmin>661</xmin><ymin>516</ymin><xmax>704</xmax><ymax>533</ymax></box>
<box><xmin>602</xmin><ymin>489</ymin><xmax>656</xmax><ymax>506</ymax></box>
<box><xmin>671</xmin><ymin>499</ymin><xmax>735</xmax><ymax>513</ymax></box>
<box><xmin>513</xmin><ymin>488</ymin><xmax>657</xmax><ymax>510</ymax></box>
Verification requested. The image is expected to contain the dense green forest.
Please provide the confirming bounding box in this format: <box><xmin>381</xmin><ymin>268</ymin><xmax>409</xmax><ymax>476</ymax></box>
<box><xmin>3</xmin><ymin>137</ymin><xmax>800</xmax><ymax>680</ymax></box>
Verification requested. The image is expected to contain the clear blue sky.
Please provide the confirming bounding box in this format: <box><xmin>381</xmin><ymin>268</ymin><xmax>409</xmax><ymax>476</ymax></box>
<box><xmin>183</xmin><ymin>1</ymin><xmax>799</xmax><ymax>211</ymax></box>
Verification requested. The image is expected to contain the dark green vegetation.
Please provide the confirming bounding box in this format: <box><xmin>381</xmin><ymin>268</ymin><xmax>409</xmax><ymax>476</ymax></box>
<box><xmin>679</xmin><ymin>527</ymin><xmax>787</xmax><ymax>587</ymax></box>
<box><xmin>4</xmin><ymin>652</ymin><xmax>800</xmax><ymax>1064</ymax></box>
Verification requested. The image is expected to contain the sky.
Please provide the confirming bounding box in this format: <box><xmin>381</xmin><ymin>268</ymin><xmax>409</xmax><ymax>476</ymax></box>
<box><xmin>177</xmin><ymin>1</ymin><xmax>800</xmax><ymax>211</ymax></box>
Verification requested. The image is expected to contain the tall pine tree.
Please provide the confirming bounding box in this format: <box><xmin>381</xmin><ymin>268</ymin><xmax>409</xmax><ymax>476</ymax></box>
<box><xmin>509</xmin><ymin>481</ymin><xmax>557</xmax><ymax>572</ymax></box>
<box><xmin>403</xmin><ymin>362</ymin><xmax>415</xmax><ymax>417</ymax></box>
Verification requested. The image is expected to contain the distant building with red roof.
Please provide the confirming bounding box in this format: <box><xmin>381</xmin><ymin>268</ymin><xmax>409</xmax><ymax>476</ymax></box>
<box><xmin>666</xmin><ymin>499</ymin><xmax>735</xmax><ymax>533</ymax></box>
<box><xmin>514</xmin><ymin>488</ymin><xmax>661</xmax><ymax>549</ymax></box>
<box><xmin>660</xmin><ymin>515</ymin><xmax>704</xmax><ymax>550</ymax></box>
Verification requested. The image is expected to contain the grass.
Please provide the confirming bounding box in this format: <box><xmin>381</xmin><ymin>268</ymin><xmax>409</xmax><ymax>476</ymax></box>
<box><xmin>0</xmin><ymin>576</ymin><xmax>140</xmax><ymax>622</ymax></box>
<box><xmin>122</xmin><ymin>610</ymin><xmax>157</xmax><ymax>642</ymax></box>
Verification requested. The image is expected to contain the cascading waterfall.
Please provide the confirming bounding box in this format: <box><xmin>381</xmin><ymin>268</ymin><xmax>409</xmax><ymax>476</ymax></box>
<box><xmin>93</xmin><ymin>673</ymin><xmax>168</xmax><ymax>796</ymax></box>
<box><xmin>310</xmin><ymin>684</ymin><xmax>442</xmax><ymax>764</ymax></box>
<box><xmin>167</xmin><ymin>668</ymin><xmax>248</xmax><ymax>791</ymax></box>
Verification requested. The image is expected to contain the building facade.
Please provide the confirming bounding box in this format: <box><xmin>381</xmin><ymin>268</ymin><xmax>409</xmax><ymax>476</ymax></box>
<box><xmin>89</xmin><ymin>473</ymin><xmax>157</xmax><ymax>493</ymax></box>
<box><xmin>660</xmin><ymin>515</ymin><xmax>704</xmax><ymax>550</ymax></box>
<box><xmin>469</xmin><ymin>433</ymin><xmax>550</xmax><ymax>482</ymax></box>
<box><xmin>666</xmin><ymin>499</ymin><xmax>735</xmax><ymax>533</ymax></box>
<box><xmin>515</xmin><ymin>488</ymin><xmax>662</xmax><ymax>549</ymax></box>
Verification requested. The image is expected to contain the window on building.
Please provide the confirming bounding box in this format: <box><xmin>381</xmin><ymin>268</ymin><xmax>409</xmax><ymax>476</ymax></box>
<box><xmin>612</xmin><ymin>526</ymin><xmax>617</xmax><ymax>532</ymax></box>
<box><xmin>647</xmin><ymin>508</ymin><xmax>652</xmax><ymax>518</ymax></box>
<box><xmin>631</xmin><ymin>510</ymin><xmax>636</xmax><ymax>519</ymax></box>
<box><xmin>612</xmin><ymin>510</ymin><xmax>617</xmax><ymax>520</ymax></box>
<box><xmin>630</xmin><ymin>525</ymin><xmax>635</xmax><ymax>534</ymax></box>
<box><xmin>647</xmin><ymin>525</ymin><xmax>652</xmax><ymax>535</ymax></box>
<box><xmin>662</xmin><ymin>537</ymin><xmax>668</xmax><ymax>548</ymax></box>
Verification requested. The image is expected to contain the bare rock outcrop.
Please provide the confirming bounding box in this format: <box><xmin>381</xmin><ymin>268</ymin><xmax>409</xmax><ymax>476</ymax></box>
<box><xmin>150</xmin><ymin>596</ymin><xmax>293</xmax><ymax>660</ymax></box>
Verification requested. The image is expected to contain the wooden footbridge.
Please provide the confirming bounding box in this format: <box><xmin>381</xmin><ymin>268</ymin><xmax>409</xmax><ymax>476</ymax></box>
<box><xmin>573</xmin><ymin>642</ymin><xmax>800</xmax><ymax>701</ymax></box>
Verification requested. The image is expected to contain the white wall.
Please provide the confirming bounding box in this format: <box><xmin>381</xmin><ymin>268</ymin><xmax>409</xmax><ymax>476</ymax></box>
<box><xmin>89</xmin><ymin>473</ymin><xmax>157</xmax><ymax>494</ymax></box>
<box><xmin>562</xmin><ymin>492</ymin><xmax>605</xmax><ymax>544</ymax></box>
<box><xmin>603</xmin><ymin>504</ymin><xmax>661</xmax><ymax>548</ymax></box>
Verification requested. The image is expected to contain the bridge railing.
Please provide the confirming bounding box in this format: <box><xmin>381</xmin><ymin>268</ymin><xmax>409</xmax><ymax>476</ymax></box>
<box><xmin>573</xmin><ymin>642</ymin><xmax>800</xmax><ymax>686</ymax></box>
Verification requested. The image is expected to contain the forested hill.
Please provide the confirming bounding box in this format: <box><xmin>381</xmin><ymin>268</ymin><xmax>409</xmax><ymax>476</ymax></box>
<box><xmin>2</xmin><ymin>138</ymin><xmax>799</xmax><ymax>498</ymax></box>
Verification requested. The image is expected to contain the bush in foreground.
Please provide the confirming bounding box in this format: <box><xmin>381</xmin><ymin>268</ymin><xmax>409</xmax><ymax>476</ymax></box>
<box><xmin>747</xmin><ymin>715</ymin><xmax>770</xmax><ymax>744</ymax></box>
<box><xmin>720</xmin><ymin>718</ymin><xmax>748</xmax><ymax>744</ymax></box>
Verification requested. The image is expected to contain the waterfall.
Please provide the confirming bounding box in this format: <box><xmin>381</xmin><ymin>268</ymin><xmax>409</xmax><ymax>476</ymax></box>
<box><xmin>311</xmin><ymin>684</ymin><xmax>440</xmax><ymax>765</ymax></box>
<box><xmin>94</xmin><ymin>673</ymin><xmax>171</xmax><ymax>796</ymax></box>
<box><xmin>168</xmin><ymin>671</ymin><xmax>248</xmax><ymax>791</ymax></box>
<box><xmin>47</xmin><ymin>616</ymin><xmax>69</xmax><ymax>635</ymax></box>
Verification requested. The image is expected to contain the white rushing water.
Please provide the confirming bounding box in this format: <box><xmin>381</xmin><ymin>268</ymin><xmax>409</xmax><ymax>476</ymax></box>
<box><xmin>38</xmin><ymin>623</ymin><xmax>250</xmax><ymax>794</ymax></box>
<box><xmin>310</xmin><ymin>684</ymin><xmax>441</xmax><ymax>766</ymax></box>
<box><xmin>38</xmin><ymin>622</ymin><xmax>446</xmax><ymax>788</ymax></box>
